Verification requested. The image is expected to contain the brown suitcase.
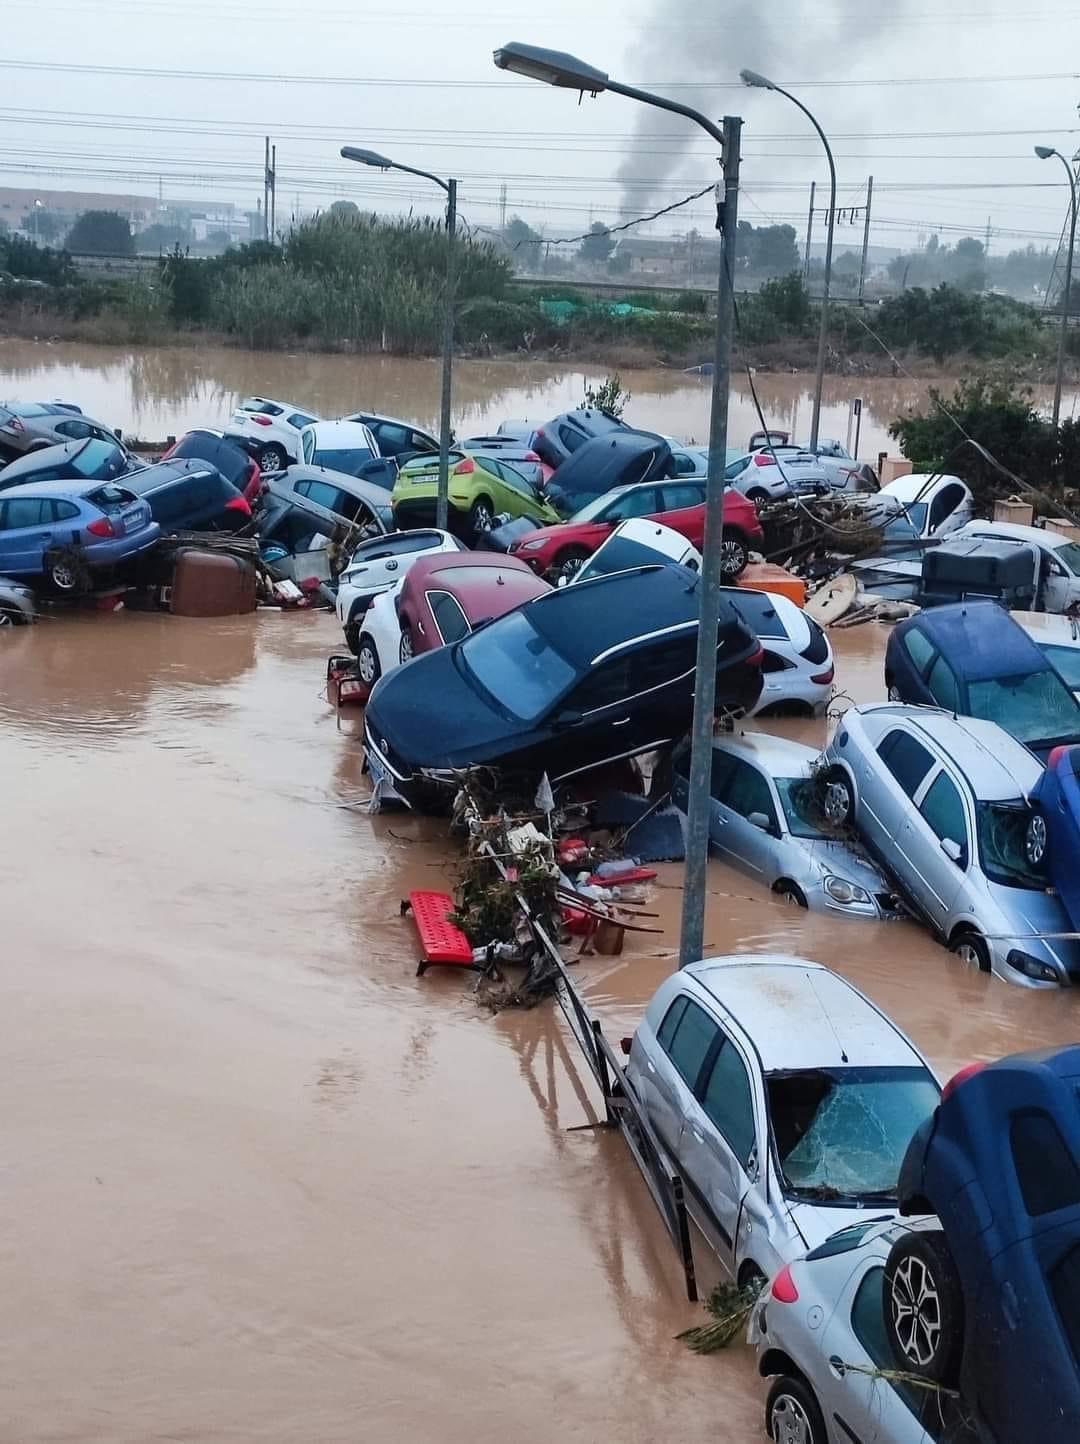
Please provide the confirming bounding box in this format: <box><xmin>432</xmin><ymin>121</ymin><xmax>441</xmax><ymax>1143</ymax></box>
<box><xmin>169</xmin><ymin>549</ymin><xmax>258</xmax><ymax>617</ymax></box>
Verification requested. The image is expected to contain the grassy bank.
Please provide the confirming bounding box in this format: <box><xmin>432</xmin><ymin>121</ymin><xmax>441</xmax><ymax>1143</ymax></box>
<box><xmin>2</xmin><ymin>218</ymin><xmax>1077</xmax><ymax>380</ymax></box>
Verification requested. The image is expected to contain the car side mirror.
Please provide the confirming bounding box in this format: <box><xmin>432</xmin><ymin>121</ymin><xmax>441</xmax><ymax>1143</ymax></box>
<box><xmin>748</xmin><ymin>811</ymin><xmax>772</xmax><ymax>833</ymax></box>
<box><xmin>554</xmin><ymin>709</ymin><xmax>583</xmax><ymax>730</ymax></box>
<box><xmin>940</xmin><ymin>837</ymin><xmax>963</xmax><ymax>864</ymax></box>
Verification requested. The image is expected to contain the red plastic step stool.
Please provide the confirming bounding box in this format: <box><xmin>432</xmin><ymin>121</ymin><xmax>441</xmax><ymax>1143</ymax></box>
<box><xmin>401</xmin><ymin>891</ymin><xmax>475</xmax><ymax>976</ymax></box>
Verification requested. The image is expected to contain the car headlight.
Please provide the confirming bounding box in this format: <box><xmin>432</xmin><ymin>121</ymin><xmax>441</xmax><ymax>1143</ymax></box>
<box><xmin>824</xmin><ymin>876</ymin><xmax>871</xmax><ymax>905</ymax></box>
<box><xmin>520</xmin><ymin>538</ymin><xmax>547</xmax><ymax>551</ymax></box>
<box><xmin>1006</xmin><ymin>949</ymin><xmax>1063</xmax><ymax>984</ymax></box>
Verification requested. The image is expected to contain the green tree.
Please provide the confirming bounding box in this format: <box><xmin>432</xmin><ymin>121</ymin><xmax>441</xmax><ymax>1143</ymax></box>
<box><xmin>20</xmin><ymin>208</ymin><xmax>63</xmax><ymax>243</ymax></box>
<box><xmin>738</xmin><ymin>221</ymin><xmax>800</xmax><ymax>277</ymax></box>
<box><xmin>66</xmin><ymin>210</ymin><xmax>135</xmax><ymax>256</ymax></box>
<box><xmin>137</xmin><ymin>221</ymin><xmax>192</xmax><ymax>254</ymax></box>
<box><xmin>503</xmin><ymin>215</ymin><xmax>543</xmax><ymax>267</ymax></box>
<box><xmin>579</xmin><ymin>221</ymin><xmax>615</xmax><ymax>265</ymax></box>
<box><xmin>330</xmin><ymin>200</ymin><xmax>360</xmax><ymax>218</ymax></box>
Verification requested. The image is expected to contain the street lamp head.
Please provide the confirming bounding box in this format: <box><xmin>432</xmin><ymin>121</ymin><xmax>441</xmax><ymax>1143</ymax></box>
<box><xmin>493</xmin><ymin>41</ymin><xmax>608</xmax><ymax>93</ymax></box>
<box><xmin>740</xmin><ymin>68</ymin><xmax>775</xmax><ymax>90</ymax></box>
<box><xmin>340</xmin><ymin>146</ymin><xmax>394</xmax><ymax>170</ymax></box>
<box><xmin>1035</xmin><ymin>145</ymin><xmax>1058</xmax><ymax>161</ymax></box>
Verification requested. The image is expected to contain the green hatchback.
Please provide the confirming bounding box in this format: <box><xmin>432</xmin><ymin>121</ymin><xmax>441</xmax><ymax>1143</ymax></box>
<box><xmin>391</xmin><ymin>450</ymin><xmax>562</xmax><ymax>535</ymax></box>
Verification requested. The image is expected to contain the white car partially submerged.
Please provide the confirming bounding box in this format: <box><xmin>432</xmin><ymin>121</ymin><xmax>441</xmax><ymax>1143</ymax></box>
<box><xmin>224</xmin><ymin>395</ymin><xmax>320</xmax><ymax>472</ymax></box>
<box><xmin>336</xmin><ymin>529</ymin><xmax>463</xmax><ymax>654</ymax></box>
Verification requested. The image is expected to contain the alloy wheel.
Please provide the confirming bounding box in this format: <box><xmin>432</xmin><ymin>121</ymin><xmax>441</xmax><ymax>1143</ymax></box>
<box><xmin>721</xmin><ymin>537</ymin><xmax>747</xmax><ymax>575</ymax></box>
<box><xmin>890</xmin><ymin>1255</ymin><xmax>942</xmax><ymax>1369</ymax></box>
<box><xmin>356</xmin><ymin>644</ymin><xmax>379</xmax><ymax>686</ymax></box>
<box><xmin>261</xmin><ymin>445</ymin><xmax>286</xmax><ymax>471</ymax></box>
<box><xmin>823</xmin><ymin>780</ymin><xmax>851</xmax><ymax>826</ymax></box>
<box><xmin>954</xmin><ymin>941</ymin><xmax>983</xmax><ymax>968</ymax></box>
<box><xmin>1026</xmin><ymin>813</ymin><xmax>1048</xmax><ymax>867</ymax></box>
<box><xmin>399</xmin><ymin>630</ymin><xmax>414</xmax><ymax>663</ymax></box>
<box><xmin>770</xmin><ymin>1393</ymin><xmax>814</xmax><ymax>1444</ymax></box>
<box><xmin>51</xmin><ymin>562</ymin><xmax>78</xmax><ymax>591</ymax></box>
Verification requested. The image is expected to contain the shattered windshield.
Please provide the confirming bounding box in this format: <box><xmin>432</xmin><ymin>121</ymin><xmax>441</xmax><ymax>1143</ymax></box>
<box><xmin>967</xmin><ymin>668</ymin><xmax>1080</xmax><ymax>745</ymax></box>
<box><xmin>881</xmin><ymin>501</ymin><xmax>927</xmax><ymax>542</ymax></box>
<box><xmin>1055</xmin><ymin>542</ymin><xmax>1080</xmax><ymax>577</ymax></box>
<box><xmin>767</xmin><ymin>1066</ymin><xmax>939</xmax><ymax>1202</ymax></box>
<box><xmin>459</xmin><ymin>610</ymin><xmax>577</xmax><ymax>722</ymax></box>
<box><xmin>775</xmin><ymin>776</ymin><xmax>827</xmax><ymax>839</ymax></box>
<box><xmin>977</xmin><ymin>802</ymin><xmax>1048</xmax><ymax>890</ymax></box>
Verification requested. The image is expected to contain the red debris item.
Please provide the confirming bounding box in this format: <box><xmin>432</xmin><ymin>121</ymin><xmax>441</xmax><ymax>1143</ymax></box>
<box><xmin>298</xmin><ymin>576</ymin><xmax>324</xmax><ymax>594</ymax></box>
<box><xmin>326</xmin><ymin>655</ymin><xmax>370</xmax><ymax>707</ymax></box>
<box><xmin>558</xmin><ymin>838</ymin><xmax>589</xmax><ymax>866</ymax></box>
<box><xmin>402</xmin><ymin>891</ymin><xmax>474</xmax><ymax>976</ymax></box>
<box><xmin>586</xmin><ymin>866</ymin><xmax>658</xmax><ymax>887</ymax></box>
<box><xmin>561</xmin><ymin>907</ymin><xmax>597</xmax><ymax>937</ymax></box>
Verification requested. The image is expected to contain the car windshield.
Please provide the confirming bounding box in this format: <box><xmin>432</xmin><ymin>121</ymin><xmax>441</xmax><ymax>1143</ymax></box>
<box><xmin>967</xmin><ymin>668</ymin><xmax>1080</xmax><ymax>744</ymax></box>
<box><xmin>459</xmin><ymin>610</ymin><xmax>577</xmax><ymax>722</ymax></box>
<box><xmin>578</xmin><ymin>538</ymin><xmax>685</xmax><ymax>580</ymax></box>
<box><xmin>312</xmin><ymin>447</ymin><xmax>374</xmax><ymax>475</ymax></box>
<box><xmin>70</xmin><ymin>439</ymin><xmax>126</xmax><ymax>480</ymax></box>
<box><xmin>1040</xmin><ymin>643</ymin><xmax>1080</xmax><ymax>691</ymax></box>
<box><xmin>768</xmin><ymin>1066</ymin><xmax>939</xmax><ymax>1202</ymax></box>
<box><xmin>976</xmin><ymin>802</ymin><xmax>1048</xmax><ymax>889</ymax></box>
<box><xmin>881</xmin><ymin>501</ymin><xmax>927</xmax><ymax>541</ymax></box>
<box><xmin>571</xmin><ymin>490</ymin><xmax>626</xmax><ymax>523</ymax></box>
<box><xmin>775</xmin><ymin>776</ymin><xmax>829</xmax><ymax>839</ymax></box>
<box><xmin>1055</xmin><ymin>542</ymin><xmax>1080</xmax><ymax>576</ymax></box>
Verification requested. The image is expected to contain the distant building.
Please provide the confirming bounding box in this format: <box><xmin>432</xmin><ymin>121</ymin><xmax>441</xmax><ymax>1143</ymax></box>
<box><xmin>0</xmin><ymin>186</ymin><xmax>156</xmax><ymax>234</ymax></box>
<box><xmin>615</xmin><ymin>235</ymin><xmax>721</xmax><ymax>280</ymax></box>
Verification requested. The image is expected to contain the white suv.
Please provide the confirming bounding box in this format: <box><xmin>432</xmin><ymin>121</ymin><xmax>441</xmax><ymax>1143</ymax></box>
<box><xmin>224</xmin><ymin>396</ymin><xmax>320</xmax><ymax>472</ymax></box>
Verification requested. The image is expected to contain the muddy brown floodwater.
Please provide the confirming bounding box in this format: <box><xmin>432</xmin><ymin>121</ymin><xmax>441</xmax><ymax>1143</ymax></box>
<box><xmin>3</xmin><ymin>337</ymin><xmax>1079</xmax><ymax>463</ymax></box>
<box><xmin>2</xmin><ymin>608</ymin><xmax>1076</xmax><ymax>1442</ymax></box>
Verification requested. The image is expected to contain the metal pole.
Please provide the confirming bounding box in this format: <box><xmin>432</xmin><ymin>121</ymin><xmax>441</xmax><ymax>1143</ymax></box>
<box><xmin>1054</xmin><ymin>156</ymin><xmax>1078</xmax><ymax>429</ymax></box>
<box><xmin>270</xmin><ymin>144</ymin><xmax>277</xmax><ymax>240</ymax></box>
<box><xmin>263</xmin><ymin>137</ymin><xmax>270</xmax><ymax>241</ymax></box>
<box><xmin>858</xmin><ymin>175</ymin><xmax>873</xmax><ymax>304</ymax></box>
<box><xmin>803</xmin><ymin>180</ymin><xmax>815</xmax><ymax>277</ymax></box>
<box><xmin>811</xmin><ymin>140</ymin><xmax>837</xmax><ymax>450</ymax></box>
<box><xmin>679</xmin><ymin>116</ymin><xmax>741</xmax><ymax>970</ymax></box>
<box><xmin>436</xmin><ymin>178</ymin><xmax>457</xmax><ymax>532</ymax></box>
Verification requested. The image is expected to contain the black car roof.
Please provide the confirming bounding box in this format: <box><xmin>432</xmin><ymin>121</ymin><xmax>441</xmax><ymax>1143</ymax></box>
<box><xmin>122</xmin><ymin>459</ymin><xmax>226</xmax><ymax>495</ymax></box>
<box><xmin>526</xmin><ymin>563</ymin><xmax>735</xmax><ymax>666</ymax></box>
<box><xmin>0</xmin><ymin>437</ymin><xmax>93</xmax><ymax>481</ymax></box>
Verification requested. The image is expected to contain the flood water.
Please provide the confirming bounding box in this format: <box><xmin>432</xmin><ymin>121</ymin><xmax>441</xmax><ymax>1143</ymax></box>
<box><xmin>2</xmin><ymin>337</ymin><xmax>1077</xmax><ymax>461</ymax></box>
<box><xmin>2</xmin><ymin>605</ymin><xmax>1075</xmax><ymax>1442</ymax></box>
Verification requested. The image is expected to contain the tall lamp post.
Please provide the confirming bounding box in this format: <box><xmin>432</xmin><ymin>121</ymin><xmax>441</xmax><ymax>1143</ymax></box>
<box><xmin>741</xmin><ymin>70</ymin><xmax>836</xmax><ymax>452</ymax></box>
<box><xmin>341</xmin><ymin>145</ymin><xmax>457</xmax><ymax>530</ymax></box>
<box><xmin>1035</xmin><ymin>145</ymin><xmax>1078</xmax><ymax>429</ymax></box>
<box><xmin>493</xmin><ymin>41</ymin><xmax>742</xmax><ymax>970</ymax></box>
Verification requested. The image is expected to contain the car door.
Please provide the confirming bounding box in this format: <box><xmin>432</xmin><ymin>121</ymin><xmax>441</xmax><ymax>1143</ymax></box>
<box><xmin>640</xmin><ymin>994</ymin><xmax>719</xmax><ymax>1167</ymax></box>
<box><xmin>709</xmin><ymin>754</ymin><xmax>782</xmax><ymax>884</ymax></box>
<box><xmin>426</xmin><ymin>589</ymin><xmax>471</xmax><ymax>646</ymax></box>
<box><xmin>486</xmin><ymin>459</ymin><xmax>545</xmax><ymax>521</ymax></box>
<box><xmin>901</xmin><ymin>764</ymin><xmax>971</xmax><ymax>928</ymax></box>
<box><xmin>678</xmin><ymin>1028</ymin><xmax>761</xmax><ymax>1269</ymax></box>
<box><xmin>819</xmin><ymin>1262</ymin><xmax>934</xmax><ymax>1444</ymax></box>
<box><xmin>653</xmin><ymin>482</ymin><xmax>706</xmax><ymax>545</ymax></box>
<box><xmin>862</xmin><ymin>729</ymin><xmax>937</xmax><ymax>891</ymax></box>
<box><xmin>893</xmin><ymin>624</ymin><xmax>938</xmax><ymax>703</ymax></box>
<box><xmin>0</xmin><ymin>496</ymin><xmax>55</xmax><ymax>573</ymax></box>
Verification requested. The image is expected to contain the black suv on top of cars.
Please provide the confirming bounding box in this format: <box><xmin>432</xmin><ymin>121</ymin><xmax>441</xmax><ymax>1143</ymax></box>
<box><xmin>363</xmin><ymin>561</ymin><xmax>764</xmax><ymax>810</ymax></box>
<box><xmin>531</xmin><ymin>407</ymin><xmax>629</xmax><ymax>471</ymax></box>
<box><xmin>543</xmin><ymin>430</ymin><xmax>674</xmax><ymax>517</ymax></box>
<box><xmin>0</xmin><ymin>437</ymin><xmax>135</xmax><ymax>491</ymax></box>
<box><xmin>122</xmin><ymin>459</ymin><xmax>253</xmax><ymax>532</ymax></box>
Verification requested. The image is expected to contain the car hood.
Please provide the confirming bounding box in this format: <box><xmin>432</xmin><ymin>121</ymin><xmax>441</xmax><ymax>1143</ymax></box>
<box><xmin>365</xmin><ymin>644</ymin><xmax>525</xmax><ymax>770</ymax></box>
<box><xmin>799</xmin><ymin>838</ymin><xmax>890</xmax><ymax>893</ymax></box>
<box><xmin>989</xmin><ymin>880</ymin><xmax>1075</xmax><ymax>940</ymax></box>
<box><xmin>786</xmin><ymin>1200</ymin><xmax>898</xmax><ymax>1254</ymax></box>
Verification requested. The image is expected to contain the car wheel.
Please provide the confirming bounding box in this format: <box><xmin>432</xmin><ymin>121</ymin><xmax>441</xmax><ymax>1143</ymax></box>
<box><xmin>766</xmin><ymin>1375</ymin><xmax>827</xmax><ymax>1444</ymax></box>
<box><xmin>469</xmin><ymin>497</ymin><xmax>494</xmax><ymax>534</ymax></box>
<box><xmin>883</xmin><ymin>1231</ymin><xmax>964</xmax><ymax>1386</ymax></box>
<box><xmin>720</xmin><ymin>531</ymin><xmax>750</xmax><ymax>578</ymax></box>
<box><xmin>555</xmin><ymin>546</ymin><xmax>590</xmax><ymax>581</ymax></box>
<box><xmin>259</xmin><ymin>443</ymin><xmax>287</xmax><ymax>472</ymax></box>
<box><xmin>399</xmin><ymin>628</ymin><xmax>414</xmax><ymax>663</ymax></box>
<box><xmin>774</xmin><ymin>881</ymin><xmax>808</xmax><ymax>909</ymax></box>
<box><xmin>746</xmin><ymin>488</ymin><xmax>770</xmax><ymax>507</ymax></box>
<box><xmin>949</xmin><ymin>929</ymin><xmax>991</xmax><ymax>973</ymax></box>
<box><xmin>44</xmin><ymin>546</ymin><xmax>90</xmax><ymax>596</ymax></box>
<box><xmin>822</xmin><ymin>768</ymin><xmax>855</xmax><ymax>828</ymax></box>
<box><xmin>356</xmin><ymin>636</ymin><xmax>381</xmax><ymax>687</ymax></box>
<box><xmin>0</xmin><ymin>607</ymin><xmax>21</xmax><ymax>627</ymax></box>
<box><xmin>1026</xmin><ymin>812</ymin><xmax>1048</xmax><ymax>867</ymax></box>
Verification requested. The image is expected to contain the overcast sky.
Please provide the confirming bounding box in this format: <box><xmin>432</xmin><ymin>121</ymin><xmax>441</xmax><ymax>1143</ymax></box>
<box><xmin>3</xmin><ymin>0</ymin><xmax>1079</xmax><ymax>257</ymax></box>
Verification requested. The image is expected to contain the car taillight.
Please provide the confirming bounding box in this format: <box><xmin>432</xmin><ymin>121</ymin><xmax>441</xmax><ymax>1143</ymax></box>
<box><xmin>9</xmin><ymin>417</ymin><xmax>24</xmax><ymax>433</ymax></box>
<box><xmin>86</xmin><ymin>517</ymin><xmax>115</xmax><ymax>538</ymax></box>
<box><xmin>1047</xmin><ymin>745</ymin><xmax>1069</xmax><ymax>769</ymax></box>
<box><xmin>771</xmin><ymin>1265</ymin><xmax>799</xmax><ymax>1303</ymax></box>
<box><xmin>225</xmin><ymin>497</ymin><xmax>252</xmax><ymax>516</ymax></box>
<box><xmin>454</xmin><ymin>457</ymin><xmax>475</xmax><ymax>475</ymax></box>
<box><xmin>942</xmin><ymin>1061</ymin><xmax>986</xmax><ymax>1101</ymax></box>
<box><xmin>746</xmin><ymin>644</ymin><xmax>765</xmax><ymax>668</ymax></box>
<box><xmin>252</xmin><ymin>415</ymin><xmax>272</xmax><ymax>427</ymax></box>
<box><xmin>753</xmin><ymin>453</ymin><xmax>776</xmax><ymax>466</ymax></box>
<box><xmin>810</xmin><ymin>665</ymin><xmax>835</xmax><ymax>685</ymax></box>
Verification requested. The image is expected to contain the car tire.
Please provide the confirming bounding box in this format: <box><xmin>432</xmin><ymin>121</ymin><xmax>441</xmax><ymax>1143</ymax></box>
<box><xmin>720</xmin><ymin>531</ymin><xmax>750</xmax><ymax>578</ymax></box>
<box><xmin>356</xmin><ymin>636</ymin><xmax>381</xmax><ymax>688</ymax></box>
<box><xmin>883</xmin><ymin>1230</ymin><xmax>964</xmax><ymax>1386</ymax></box>
<box><xmin>765</xmin><ymin>1375</ymin><xmax>827</xmax><ymax>1444</ymax></box>
<box><xmin>399</xmin><ymin>628</ymin><xmax>414</xmax><ymax>663</ymax></box>
<box><xmin>259</xmin><ymin>443</ymin><xmax>287</xmax><ymax>472</ymax></box>
<box><xmin>822</xmin><ymin>767</ymin><xmax>855</xmax><ymax>828</ymax></box>
<box><xmin>949</xmin><ymin>929</ymin><xmax>991</xmax><ymax>973</ymax></box>
<box><xmin>554</xmin><ymin>546</ymin><xmax>590</xmax><ymax>581</ymax></box>
<box><xmin>469</xmin><ymin>497</ymin><xmax>495</xmax><ymax>534</ymax></box>
<box><xmin>774</xmin><ymin>881</ymin><xmax>808</xmax><ymax>909</ymax></box>
<box><xmin>44</xmin><ymin>546</ymin><xmax>90</xmax><ymax>596</ymax></box>
<box><xmin>746</xmin><ymin>488</ymin><xmax>770</xmax><ymax>507</ymax></box>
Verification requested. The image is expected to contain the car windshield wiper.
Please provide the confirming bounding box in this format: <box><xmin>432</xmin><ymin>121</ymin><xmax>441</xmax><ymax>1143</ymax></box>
<box><xmin>789</xmin><ymin>1184</ymin><xmax>897</xmax><ymax>1204</ymax></box>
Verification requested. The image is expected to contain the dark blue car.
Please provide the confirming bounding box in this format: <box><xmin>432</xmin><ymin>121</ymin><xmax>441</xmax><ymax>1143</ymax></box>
<box><xmin>0</xmin><ymin>477</ymin><xmax>160</xmax><ymax>592</ymax></box>
<box><xmin>885</xmin><ymin>599</ymin><xmax>1080</xmax><ymax>761</ymax></box>
<box><xmin>884</xmin><ymin>1048</ymin><xmax>1080</xmax><ymax>1440</ymax></box>
<box><xmin>1031</xmin><ymin>744</ymin><xmax>1080</xmax><ymax>934</ymax></box>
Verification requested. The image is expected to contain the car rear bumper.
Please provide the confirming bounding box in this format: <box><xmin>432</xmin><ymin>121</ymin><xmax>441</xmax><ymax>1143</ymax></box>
<box><xmin>85</xmin><ymin>525</ymin><xmax>162</xmax><ymax>568</ymax></box>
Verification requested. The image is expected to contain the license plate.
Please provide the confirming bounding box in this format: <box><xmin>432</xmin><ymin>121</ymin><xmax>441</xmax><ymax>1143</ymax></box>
<box><xmin>366</xmin><ymin>747</ymin><xmax>389</xmax><ymax>787</ymax></box>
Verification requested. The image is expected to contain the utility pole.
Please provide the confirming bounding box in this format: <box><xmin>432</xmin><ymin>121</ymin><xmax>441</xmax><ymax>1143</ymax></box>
<box><xmin>858</xmin><ymin>175</ymin><xmax>873</xmax><ymax>303</ymax></box>
<box><xmin>270</xmin><ymin>144</ymin><xmax>277</xmax><ymax>240</ymax></box>
<box><xmin>263</xmin><ymin>137</ymin><xmax>271</xmax><ymax>240</ymax></box>
<box><xmin>803</xmin><ymin>180</ymin><xmax>816</xmax><ymax>276</ymax></box>
<box><xmin>498</xmin><ymin>182</ymin><xmax>507</xmax><ymax>233</ymax></box>
<box><xmin>984</xmin><ymin>215</ymin><xmax>992</xmax><ymax>260</ymax></box>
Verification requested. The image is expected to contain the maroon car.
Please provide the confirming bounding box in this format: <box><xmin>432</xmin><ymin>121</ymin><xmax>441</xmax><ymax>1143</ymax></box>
<box><xmin>398</xmin><ymin>551</ymin><xmax>552</xmax><ymax>661</ymax></box>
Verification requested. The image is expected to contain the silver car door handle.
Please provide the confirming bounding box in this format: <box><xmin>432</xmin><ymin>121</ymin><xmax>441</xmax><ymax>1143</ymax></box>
<box><xmin>691</xmin><ymin>1127</ymin><xmax>704</xmax><ymax>1143</ymax></box>
<box><xmin>646</xmin><ymin>1059</ymin><xmax>656</xmax><ymax>1073</ymax></box>
<box><xmin>612</xmin><ymin>717</ymin><xmax>630</xmax><ymax>727</ymax></box>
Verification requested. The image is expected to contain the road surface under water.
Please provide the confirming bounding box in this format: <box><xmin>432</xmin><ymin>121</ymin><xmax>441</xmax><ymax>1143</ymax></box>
<box><xmin>1</xmin><ymin>610</ymin><xmax>1075</xmax><ymax>1442</ymax></box>
<box><xmin>2</xmin><ymin>337</ymin><xmax>1078</xmax><ymax>462</ymax></box>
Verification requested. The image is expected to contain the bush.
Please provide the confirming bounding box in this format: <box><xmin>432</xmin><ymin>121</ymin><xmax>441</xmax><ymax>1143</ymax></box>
<box><xmin>0</xmin><ymin>235</ymin><xmax>75</xmax><ymax>285</ymax></box>
<box><xmin>458</xmin><ymin>298</ymin><xmax>554</xmax><ymax>350</ymax></box>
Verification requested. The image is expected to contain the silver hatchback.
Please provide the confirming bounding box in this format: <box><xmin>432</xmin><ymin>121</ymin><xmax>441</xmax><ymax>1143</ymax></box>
<box><xmin>822</xmin><ymin>704</ymin><xmax>1080</xmax><ymax>987</ymax></box>
<box><xmin>625</xmin><ymin>956</ymin><xmax>939</xmax><ymax>1288</ymax></box>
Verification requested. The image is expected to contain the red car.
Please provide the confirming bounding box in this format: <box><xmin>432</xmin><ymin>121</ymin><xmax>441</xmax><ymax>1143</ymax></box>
<box><xmin>509</xmin><ymin>478</ymin><xmax>763</xmax><ymax>581</ymax></box>
<box><xmin>160</xmin><ymin>429</ymin><xmax>262</xmax><ymax>503</ymax></box>
<box><xmin>395</xmin><ymin>551</ymin><xmax>552</xmax><ymax>661</ymax></box>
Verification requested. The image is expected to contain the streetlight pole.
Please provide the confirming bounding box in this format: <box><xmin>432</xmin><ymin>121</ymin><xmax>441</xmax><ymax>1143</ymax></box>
<box><xmin>1035</xmin><ymin>145</ymin><xmax>1078</xmax><ymax>429</ymax></box>
<box><xmin>493</xmin><ymin>42</ymin><xmax>742</xmax><ymax>970</ymax></box>
<box><xmin>741</xmin><ymin>70</ymin><xmax>836</xmax><ymax>452</ymax></box>
<box><xmin>340</xmin><ymin>145</ymin><xmax>457</xmax><ymax>530</ymax></box>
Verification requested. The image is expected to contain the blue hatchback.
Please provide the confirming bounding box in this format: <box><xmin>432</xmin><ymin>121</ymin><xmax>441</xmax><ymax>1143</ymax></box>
<box><xmin>0</xmin><ymin>478</ymin><xmax>161</xmax><ymax>593</ymax></box>
<box><xmin>884</xmin><ymin>1048</ymin><xmax>1080</xmax><ymax>1440</ymax></box>
<box><xmin>885</xmin><ymin>599</ymin><xmax>1080</xmax><ymax>761</ymax></box>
